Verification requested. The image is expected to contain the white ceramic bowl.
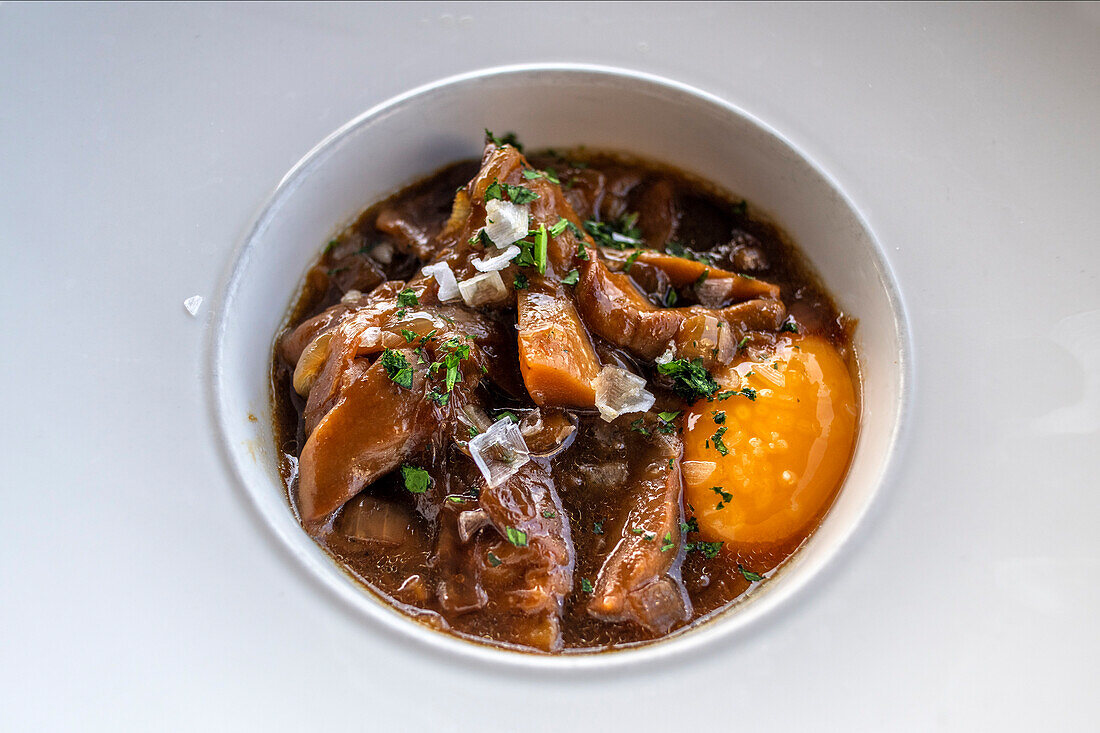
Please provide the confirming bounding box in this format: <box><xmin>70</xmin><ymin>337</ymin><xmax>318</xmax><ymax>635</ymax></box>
<box><xmin>209</xmin><ymin>64</ymin><xmax>911</xmax><ymax>669</ymax></box>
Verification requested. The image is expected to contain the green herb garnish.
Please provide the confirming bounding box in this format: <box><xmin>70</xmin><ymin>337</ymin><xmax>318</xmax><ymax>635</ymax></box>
<box><xmin>549</xmin><ymin>217</ymin><xmax>570</xmax><ymax>237</ymax></box>
<box><xmin>657</xmin><ymin>358</ymin><xmax>719</xmax><ymax>400</ymax></box>
<box><xmin>592</xmin><ymin>521</ymin><xmax>604</xmax><ymax>534</ymax></box>
<box><xmin>623</xmin><ymin>250</ymin><xmax>642</xmax><ymax>272</ymax></box>
<box><xmin>779</xmin><ymin>320</ymin><xmax>800</xmax><ymax>333</ymax></box>
<box><xmin>629</xmin><ymin>418</ymin><xmax>650</xmax><ymax>436</ymax></box>
<box><xmin>660</xmin><ymin>532</ymin><xmax>675</xmax><ymax>553</ymax></box>
<box><xmin>561</xmin><ymin>268</ymin><xmax>579</xmax><ymax>285</ymax></box>
<box><xmin>503</xmin><ymin>183</ymin><xmax>539</xmax><ymax>204</ymax></box>
<box><xmin>401</xmin><ymin>464</ymin><xmax>431</xmax><ymax>494</ymax></box>
<box><xmin>397</xmin><ymin>288</ymin><xmax>418</xmax><ymax>307</ymax></box>
<box><xmin>738</xmin><ymin>564</ymin><xmax>763</xmax><ymax>582</ymax></box>
<box><xmin>505</xmin><ymin>527</ymin><xmax>528</xmax><ymax>547</ymax></box>
<box><xmin>513</xmin><ymin>273</ymin><xmax>529</xmax><ymax>290</ymax></box>
<box><xmin>581</xmin><ymin>578</ymin><xmax>594</xmax><ymax>594</ymax></box>
<box><xmin>711</xmin><ymin>485</ymin><xmax>733</xmax><ymax>509</ymax></box>
<box><xmin>711</xmin><ymin>427</ymin><xmax>729</xmax><ymax>456</ymax></box>
<box><xmin>378</xmin><ymin>349</ymin><xmax>413</xmax><ymax>389</ymax></box>
<box><xmin>484</xmin><ymin>129</ymin><xmax>522</xmax><ymax>151</ymax></box>
<box><xmin>487</xmin><ymin>551</ymin><xmax>503</xmax><ymax>567</ymax></box>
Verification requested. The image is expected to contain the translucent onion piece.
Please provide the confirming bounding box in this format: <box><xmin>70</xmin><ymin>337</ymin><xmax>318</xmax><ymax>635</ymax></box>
<box><xmin>458</xmin><ymin>270</ymin><xmax>508</xmax><ymax>307</ymax></box>
<box><xmin>594</xmin><ymin>365</ymin><xmax>656</xmax><ymax>422</ymax></box>
<box><xmin>457</xmin><ymin>508</ymin><xmax>491</xmax><ymax>543</ymax></box>
<box><xmin>655</xmin><ymin>343</ymin><xmax>676</xmax><ymax>365</ymax></box>
<box><xmin>695</xmin><ymin>277</ymin><xmax>734</xmax><ymax>307</ymax></box>
<box><xmin>183</xmin><ymin>295</ymin><xmax>203</xmax><ymax>316</ymax></box>
<box><xmin>421</xmin><ymin>261</ymin><xmax>461</xmax><ymax>301</ymax></box>
<box><xmin>483</xmin><ymin>199</ymin><xmax>530</xmax><ymax>247</ymax></box>
<box><xmin>340</xmin><ymin>289</ymin><xmax>362</xmax><ymax>304</ymax></box>
<box><xmin>468</xmin><ymin>417</ymin><xmax>531</xmax><ymax>488</ymax></box>
<box><xmin>471</xmin><ymin>244</ymin><xmax>521</xmax><ymax>272</ymax></box>
<box><xmin>371</xmin><ymin>241</ymin><xmax>395</xmax><ymax>265</ymax></box>
<box><xmin>682</xmin><ymin>460</ymin><xmax>716</xmax><ymax>485</ymax></box>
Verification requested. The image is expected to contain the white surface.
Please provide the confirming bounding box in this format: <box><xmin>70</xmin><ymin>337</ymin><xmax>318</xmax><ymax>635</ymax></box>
<box><xmin>1</xmin><ymin>2</ymin><xmax>1097</xmax><ymax>730</ymax></box>
<box><xmin>212</xmin><ymin>64</ymin><xmax>909</xmax><ymax>670</ymax></box>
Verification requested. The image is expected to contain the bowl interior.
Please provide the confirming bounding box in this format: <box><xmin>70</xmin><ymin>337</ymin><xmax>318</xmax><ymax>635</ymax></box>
<box><xmin>211</xmin><ymin>65</ymin><xmax>909</xmax><ymax>668</ymax></box>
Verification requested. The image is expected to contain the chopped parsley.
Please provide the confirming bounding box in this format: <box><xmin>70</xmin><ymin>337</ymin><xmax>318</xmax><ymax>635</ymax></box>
<box><xmin>505</xmin><ymin>527</ymin><xmax>528</xmax><ymax>547</ymax></box>
<box><xmin>378</xmin><ymin>349</ymin><xmax>414</xmax><ymax>389</ymax></box>
<box><xmin>712</xmin><ymin>410</ymin><xmax>726</xmax><ymax>424</ymax></box>
<box><xmin>694</xmin><ymin>268</ymin><xmax>710</xmax><ymax>286</ymax></box>
<box><xmin>711</xmin><ymin>427</ymin><xmax>729</xmax><ymax>456</ymax></box>
<box><xmin>738</xmin><ymin>564</ymin><xmax>764</xmax><ymax>582</ymax></box>
<box><xmin>629</xmin><ymin>418</ymin><xmax>650</xmax><ymax>436</ymax></box>
<box><xmin>467</xmin><ymin>425</ymin><xmax>480</xmax><ymax>438</ymax></box>
<box><xmin>401</xmin><ymin>329</ymin><xmax>418</xmax><ymax>343</ymax></box>
<box><xmin>711</xmin><ymin>485</ymin><xmax>733</xmax><ymax>509</ymax></box>
<box><xmin>401</xmin><ymin>464</ymin><xmax>431</xmax><ymax>494</ymax></box>
<box><xmin>583</xmin><ymin>212</ymin><xmax>642</xmax><ymax>249</ymax></box>
<box><xmin>561</xmin><ymin>268</ymin><xmax>579</xmax><ymax>285</ymax></box>
<box><xmin>736</xmin><ymin>335</ymin><xmax>750</xmax><ymax>352</ymax></box>
<box><xmin>468</xmin><ymin>229</ymin><xmax>493</xmax><ymax>248</ymax></box>
<box><xmin>680</xmin><ymin>517</ymin><xmax>699</xmax><ymax>535</ymax></box>
<box><xmin>397</xmin><ymin>288</ymin><xmax>418</xmax><ymax>307</ymax></box>
<box><xmin>533</xmin><ymin>223</ymin><xmax>548</xmax><ymax>273</ymax></box>
<box><xmin>541</xmin><ymin>510</ymin><xmax>557</xmax><ymax>519</ymax></box>
<box><xmin>686</xmin><ymin>540</ymin><xmax>724</xmax><ymax>559</ymax></box>
<box><xmin>711</xmin><ymin>387</ymin><xmax>758</xmax><ymax>402</ymax></box>
<box><xmin>484</xmin><ymin>129</ymin><xmax>522</xmax><ymax>151</ymax></box>
<box><xmin>503</xmin><ymin>183</ymin><xmax>539</xmax><ymax>204</ymax></box>
<box><xmin>484</xmin><ymin>180</ymin><xmax>504</xmax><ymax>202</ymax></box>
<box><xmin>656</xmin><ymin>410</ymin><xmax>680</xmax><ymax>434</ymax></box>
<box><xmin>662</xmin><ymin>287</ymin><xmax>678</xmax><ymax>308</ymax></box>
<box><xmin>513</xmin><ymin>272</ymin><xmax>529</xmax><ymax>290</ymax></box>
<box><xmin>580</xmin><ymin>578</ymin><xmax>594</xmax><ymax>594</ymax></box>
<box><xmin>427</xmin><ymin>390</ymin><xmax>449</xmax><ymax>406</ymax></box>
<box><xmin>623</xmin><ymin>250</ymin><xmax>642</xmax><ymax>272</ymax></box>
<box><xmin>660</xmin><ymin>532</ymin><xmax>675</xmax><ymax>553</ymax></box>
<box><xmin>522</xmin><ymin>168</ymin><xmax>560</xmax><ymax>184</ymax></box>
<box><xmin>496</xmin><ymin>410</ymin><xmax>519</xmax><ymax>423</ymax></box>
<box><xmin>656</xmin><ymin>358</ymin><xmax>719</xmax><ymax>400</ymax></box>
<box><xmin>779</xmin><ymin>320</ymin><xmax>800</xmax><ymax>333</ymax></box>
<box><xmin>487</xmin><ymin>551</ymin><xmax>503</xmax><ymax>567</ymax></box>
<box><xmin>549</xmin><ymin>217</ymin><xmax>570</xmax><ymax>237</ymax></box>
<box><xmin>592</xmin><ymin>521</ymin><xmax>604</xmax><ymax>534</ymax></box>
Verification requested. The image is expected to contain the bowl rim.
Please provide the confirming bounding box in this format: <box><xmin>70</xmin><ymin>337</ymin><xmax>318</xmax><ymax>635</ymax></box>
<box><xmin>207</xmin><ymin>62</ymin><xmax>914</xmax><ymax>672</ymax></box>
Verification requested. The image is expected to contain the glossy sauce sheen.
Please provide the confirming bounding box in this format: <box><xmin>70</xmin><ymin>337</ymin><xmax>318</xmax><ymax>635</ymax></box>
<box><xmin>272</xmin><ymin>148</ymin><xmax>858</xmax><ymax>652</ymax></box>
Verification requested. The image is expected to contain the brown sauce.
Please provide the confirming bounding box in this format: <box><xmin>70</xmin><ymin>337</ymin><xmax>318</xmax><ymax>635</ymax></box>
<box><xmin>271</xmin><ymin>141</ymin><xmax>857</xmax><ymax>653</ymax></box>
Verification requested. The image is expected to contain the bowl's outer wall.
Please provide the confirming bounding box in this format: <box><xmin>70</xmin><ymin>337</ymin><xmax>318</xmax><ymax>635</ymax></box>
<box><xmin>212</xmin><ymin>66</ymin><xmax>909</xmax><ymax>668</ymax></box>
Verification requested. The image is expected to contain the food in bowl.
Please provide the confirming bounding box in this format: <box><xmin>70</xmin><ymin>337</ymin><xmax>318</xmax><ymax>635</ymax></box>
<box><xmin>271</xmin><ymin>132</ymin><xmax>858</xmax><ymax>653</ymax></box>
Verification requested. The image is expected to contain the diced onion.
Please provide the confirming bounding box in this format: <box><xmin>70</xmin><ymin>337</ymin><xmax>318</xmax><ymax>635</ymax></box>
<box><xmin>458</xmin><ymin>270</ymin><xmax>507</xmax><ymax>307</ymax></box>
<box><xmin>655</xmin><ymin>343</ymin><xmax>676</xmax><ymax>365</ymax></box>
<box><xmin>421</xmin><ymin>261</ymin><xmax>461</xmax><ymax>301</ymax></box>
<box><xmin>594</xmin><ymin>366</ymin><xmax>655</xmax><ymax>422</ymax></box>
<box><xmin>682</xmin><ymin>460</ymin><xmax>716</xmax><ymax>484</ymax></box>
<box><xmin>695</xmin><ymin>276</ymin><xmax>734</xmax><ymax>307</ymax></box>
<box><xmin>471</xmin><ymin>244</ymin><xmax>521</xmax><ymax>272</ymax></box>
<box><xmin>183</xmin><ymin>295</ymin><xmax>203</xmax><ymax>316</ymax></box>
<box><xmin>484</xmin><ymin>199</ymin><xmax>530</xmax><ymax>247</ymax></box>
<box><xmin>371</xmin><ymin>242</ymin><xmax>395</xmax><ymax>265</ymax></box>
<box><xmin>468</xmin><ymin>417</ymin><xmax>531</xmax><ymax>488</ymax></box>
<box><xmin>340</xmin><ymin>289</ymin><xmax>362</xmax><ymax>304</ymax></box>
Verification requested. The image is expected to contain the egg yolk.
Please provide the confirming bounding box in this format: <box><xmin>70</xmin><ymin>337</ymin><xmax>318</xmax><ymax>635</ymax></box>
<box><xmin>682</xmin><ymin>335</ymin><xmax>857</xmax><ymax>555</ymax></box>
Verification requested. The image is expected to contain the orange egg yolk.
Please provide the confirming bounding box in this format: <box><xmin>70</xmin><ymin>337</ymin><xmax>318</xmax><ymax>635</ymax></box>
<box><xmin>682</xmin><ymin>335</ymin><xmax>858</xmax><ymax>555</ymax></box>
